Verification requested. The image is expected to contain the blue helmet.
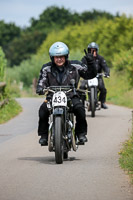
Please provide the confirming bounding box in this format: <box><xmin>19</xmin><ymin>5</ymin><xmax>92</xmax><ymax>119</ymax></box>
<box><xmin>49</xmin><ymin>42</ymin><xmax>69</xmax><ymax>61</ymax></box>
<box><xmin>88</xmin><ymin>42</ymin><xmax>99</xmax><ymax>53</ymax></box>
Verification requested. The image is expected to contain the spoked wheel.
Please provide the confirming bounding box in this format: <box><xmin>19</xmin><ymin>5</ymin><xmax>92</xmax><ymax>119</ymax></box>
<box><xmin>48</xmin><ymin>122</ymin><xmax>54</xmax><ymax>152</ymax></box>
<box><xmin>90</xmin><ymin>87</ymin><xmax>95</xmax><ymax>117</ymax></box>
<box><xmin>54</xmin><ymin>116</ymin><xmax>63</xmax><ymax>164</ymax></box>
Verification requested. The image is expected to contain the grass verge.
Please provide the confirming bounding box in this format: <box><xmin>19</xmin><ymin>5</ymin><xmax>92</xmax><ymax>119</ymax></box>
<box><xmin>0</xmin><ymin>98</ymin><xmax>22</xmax><ymax>124</ymax></box>
<box><xmin>103</xmin><ymin>68</ymin><xmax>133</xmax><ymax>184</ymax></box>
<box><xmin>119</xmin><ymin>134</ymin><xmax>133</xmax><ymax>184</ymax></box>
<box><xmin>105</xmin><ymin>69</ymin><xmax>133</xmax><ymax>108</ymax></box>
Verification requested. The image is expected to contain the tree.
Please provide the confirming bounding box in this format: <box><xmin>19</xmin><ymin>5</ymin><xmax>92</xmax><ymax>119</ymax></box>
<box><xmin>80</xmin><ymin>9</ymin><xmax>114</xmax><ymax>22</ymax></box>
<box><xmin>0</xmin><ymin>7</ymin><xmax>115</xmax><ymax>67</ymax></box>
<box><xmin>29</xmin><ymin>6</ymin><xmax>77</xmax><ymax>31</ymax></box>
<box><xmin>5</xmin><ymin>30</ymin><xmax>46</xmax><ymax>66</ymax></box>
<box><xmin>0</xmin><ymin>21</ymin><xmax>21</xmax><ymax>48</ymax></box>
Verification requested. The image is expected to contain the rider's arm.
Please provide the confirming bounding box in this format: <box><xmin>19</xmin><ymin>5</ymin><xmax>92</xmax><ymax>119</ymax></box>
<box><xmin>70</xmin><ymin>59</ymin><xmax>97</xmax><ymax>80</ymax></box>
<box><xmin>36</xmin><ymin>63</ymin><xmax>51</xmax><ymax>94</ymax></box>
<box><xmin>81</xmin><ymin>55</ymin><xmax>97</xmax><ymax>79</ymax></box>
<box><xmin>99</xmin><ymin>56</ymin><xmax>110</xmax><ymax>76</ymax></box>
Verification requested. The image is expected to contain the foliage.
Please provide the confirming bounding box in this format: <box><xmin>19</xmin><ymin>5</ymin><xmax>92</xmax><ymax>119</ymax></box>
<box><xmin>113</xmin><ymin>47</ymin><xmax>133</xmax><ymax>87</ymax></box>
<box><xmin>0</xmin><ymin>48</ymin><xmax>22</xmax><ymax>124</ymax></box>
<box><xmin>38</xmin><ymin>15</ymin><xmax>133</xmax><ymax>68</ymax></box>
<box><xmin>6</xmin><ymin>15</ymin><xmax>133</xmax><ymax>95</ymax></box>
<box><xmin>29</xmin><ymin>6</ymin><xmax>114</xmax><ymax>31</ymax></box>
<box><xmin>5</xmin><ymin>31</ymin><xmax>45</xmax><ymax>66</ymax></box>
<box><xmin>119</xmin><ymin>135</ymin><xmax>133</xmax><ymax>183</ymax></box>
<box><xmin>105</xmin><ymin>69</ymin><xmax>133</xmax><ymax>108</ymax></box>
<box><xmin>0</xmin><ymin>6</ymin><xmax>115</xmax><ymax>66</ymax></box>
<box><xmin>80</xmin><ymin>9</ymin><xmax>115</xmax><ymax>22</ymax></box>
<box><xmin>0</xmin><ymin>46</ymin><xmax>7</xmax><ymax>81</ymax></box>
<box><xmin>6</xmin><ymin>54</ymin><xmax>48</xmax><ymax>87</ymax></box>
<box><xmin>29</xmin><ymin>6</ymin><xmax>79</xmax><ymax>31</ymax></box>
<box><xmin>69</xmin><ymin>49</ymin><xmax>83</xmax><ymax>60</ymax></box>
<box><xmin>6</xmin><ymin>80</ymin><xmax>21</xmax><ymax>98</ymax></box>
<box><xmin>0</xmin><ymin>20</ymin><xmax>21</xmax><ymax>48</ymax></box>
<box><xmin>0</xmin><ymin>48</ymin><xmax>7</xmax><ymax>102</ymax></box>
<box><xmin>0</xmin><ymin>99</ymin><xmax>22</xmax><ymax>124</ymax></box>
<box><xmin>0</xmin><ymin>21</ymin><xmax>21</xmax><ymax>66</ymax></box>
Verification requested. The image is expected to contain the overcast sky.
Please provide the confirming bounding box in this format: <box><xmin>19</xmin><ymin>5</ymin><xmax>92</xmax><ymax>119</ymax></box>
<box><xmin>0</xmin><ymin>0</ymin><xmax>133</xmax><ymax>27</ymax></box>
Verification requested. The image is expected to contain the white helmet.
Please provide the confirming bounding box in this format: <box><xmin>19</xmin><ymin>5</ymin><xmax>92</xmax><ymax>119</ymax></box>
<box><xmin>49</xmin><ymin>41</ymin><xmax>69</xmax><ymax>61</ymax></box>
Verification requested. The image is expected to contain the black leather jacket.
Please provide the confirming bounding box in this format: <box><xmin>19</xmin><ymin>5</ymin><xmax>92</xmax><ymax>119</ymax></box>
<box><xmin>81</xmin><ymin>54</ymin><xmax>110</xmax><ymax>75</ymax></box>
<box><xmin>37</xmin><ymin>60</ymin><xmax>97</xmax><ymax>90</ymax></box>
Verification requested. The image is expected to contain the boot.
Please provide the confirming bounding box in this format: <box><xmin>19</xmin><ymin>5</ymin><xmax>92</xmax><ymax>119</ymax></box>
<box><xmin>78</xmin><ymin>133</ymin><xmax>88</xmax><ymax>144</ymax></box>
<box><xmin>39</xmin><ymin>135</ymin><xmax>48</xmax><ymax>146</ymax></box>
<box><xmin>101</xmin><ymin>103</ymin><xmax>108</xmax><ymax>109</ymax></box>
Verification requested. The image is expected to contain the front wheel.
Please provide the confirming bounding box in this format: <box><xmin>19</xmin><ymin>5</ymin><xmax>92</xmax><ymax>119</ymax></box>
<box><xmin>90</xmin><ymin>87</ymin><xmax>95</xmax><ymax>117</ymax></box>
<box><xmin>54</xmin><ymin>116</ymin><xmax>63</xmax><ymax>164</ymax></box>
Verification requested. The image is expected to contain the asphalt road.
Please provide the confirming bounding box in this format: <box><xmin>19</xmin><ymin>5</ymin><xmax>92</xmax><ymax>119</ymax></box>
<box><xmin>0</xmin><ymin>98</ymin><xmax>133</xmax><ymax>200</ymax></box>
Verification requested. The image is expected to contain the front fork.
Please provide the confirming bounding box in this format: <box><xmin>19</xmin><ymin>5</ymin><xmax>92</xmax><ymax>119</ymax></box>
<box><xmin>48</xmin><ymin>107</ymin><xmax>78</xmax><ymax>152</ymax></box>
<box><xmin>48</xmin><ymin>107</ymin><xmax>65</xmax><ymax>152</ymax></box>
<box><xmin>88</xmin><ymin>86</ymin><xmax>98</xmax><ymax>107</ymax></box>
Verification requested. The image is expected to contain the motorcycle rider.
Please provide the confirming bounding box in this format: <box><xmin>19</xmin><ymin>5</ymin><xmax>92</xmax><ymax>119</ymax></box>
<box><xmin>36</xmin><ymin>41</ymin><xmax>97</xmax><ymax>146</ymax></box>
<box><xmin>80</xmin><ymin>42</ymin><xmax>110</xmax><ymax>109</ymax></box>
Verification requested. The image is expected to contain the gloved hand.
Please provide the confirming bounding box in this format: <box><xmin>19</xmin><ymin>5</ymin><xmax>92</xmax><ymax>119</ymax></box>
<box><xmin>36</xmin><ymin>86</ymin><xmax>44</xmax><ymax>95</ymax></box>
<box><xmin>84</xmin><ymin>53</ymin><xmax>94</xmax><ymax>63</ymax></box>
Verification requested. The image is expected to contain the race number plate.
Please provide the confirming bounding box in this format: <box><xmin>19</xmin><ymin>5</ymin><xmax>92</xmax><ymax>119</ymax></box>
<box><xmin>52</xmin><ymin>91</ymin><xmax>67</xmax><ymax>107</ymax></box>
<box><xmin>88</xmin><ymin>77</ymin><xmax>98</xmax><ymax>87</ymax></box>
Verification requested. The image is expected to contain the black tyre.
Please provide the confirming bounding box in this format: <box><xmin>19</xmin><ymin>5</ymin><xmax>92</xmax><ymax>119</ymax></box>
<box><xmin>90</xmin><ymin>87</ymin><xmax>95</xmax><ymax>117</ymax></box>
<box><xmin>54</xmin><ymin>116</ymin><xmax>63</xmax><ymax>164</ymax></box>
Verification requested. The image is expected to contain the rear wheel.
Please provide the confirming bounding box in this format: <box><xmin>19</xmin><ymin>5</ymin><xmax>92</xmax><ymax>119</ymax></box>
<box><xmin>90</xmin><ymin>87</ymin><xmax>95</xmax><ymax>117</ymax></box>
<box><xmin>54</xmin><ymin>116</ymin><xmax>63</xmax><ymax>164</ymax></box>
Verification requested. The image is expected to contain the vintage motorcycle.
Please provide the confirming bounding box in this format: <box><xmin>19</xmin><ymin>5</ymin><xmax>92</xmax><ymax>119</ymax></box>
<box><xmin>87</xmin><ymin>73</ymin><xmax>109</xmax><ymax>117</ymax></box>
<box><xmin>43</xmin><ymin>80</ymin><xmax>85</xmax><ymax>164</ymax></box>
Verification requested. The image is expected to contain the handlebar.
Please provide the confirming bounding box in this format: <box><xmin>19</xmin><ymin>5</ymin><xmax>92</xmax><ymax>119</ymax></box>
<box><xmin>96</xmin><ymin>73</ymin><xmax>110</xmax><ymax>78</ymax></box>
<box><xmin>43</xmin><ymin>86</ymin><xmax>73</xmax><ymax>94</ymax></box>
<box><xmin>43</xmin><ymin>86</ymin><xmax>87</xmax><ymax>95</ymax></box>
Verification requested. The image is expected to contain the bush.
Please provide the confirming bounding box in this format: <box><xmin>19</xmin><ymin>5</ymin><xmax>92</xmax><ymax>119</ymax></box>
<box><xmin>38</xmin><ymin>16</ymin><xmax>133</xmax><ymax>67</ymax></box>
<box><xmin>113</xmin><ymin>47</ymin><xmax>133</xmax><ymax>87</ymax></box>
<box><xmin>119</xmin><ymin>135</ymin><xmax>133</xmax><ymax>183</ymax></box>
<box><xmin>0</xmin><ymin>99</ymin><xmax>22</xmax><ymax>124</ymax></box>
<box><xmin>104</xmin><ymin>68</ymin><xmax>133</xmax><ymax>108</ymax></box>
<box><xmin>0</xmin><ymin>46</ymin><xmax>7</xmax><ymax>81</ymax></box>
<box><xmin>7</xmin><ymin>54</ymin><xmax>48</xmax><ymax>87</ymax></box>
